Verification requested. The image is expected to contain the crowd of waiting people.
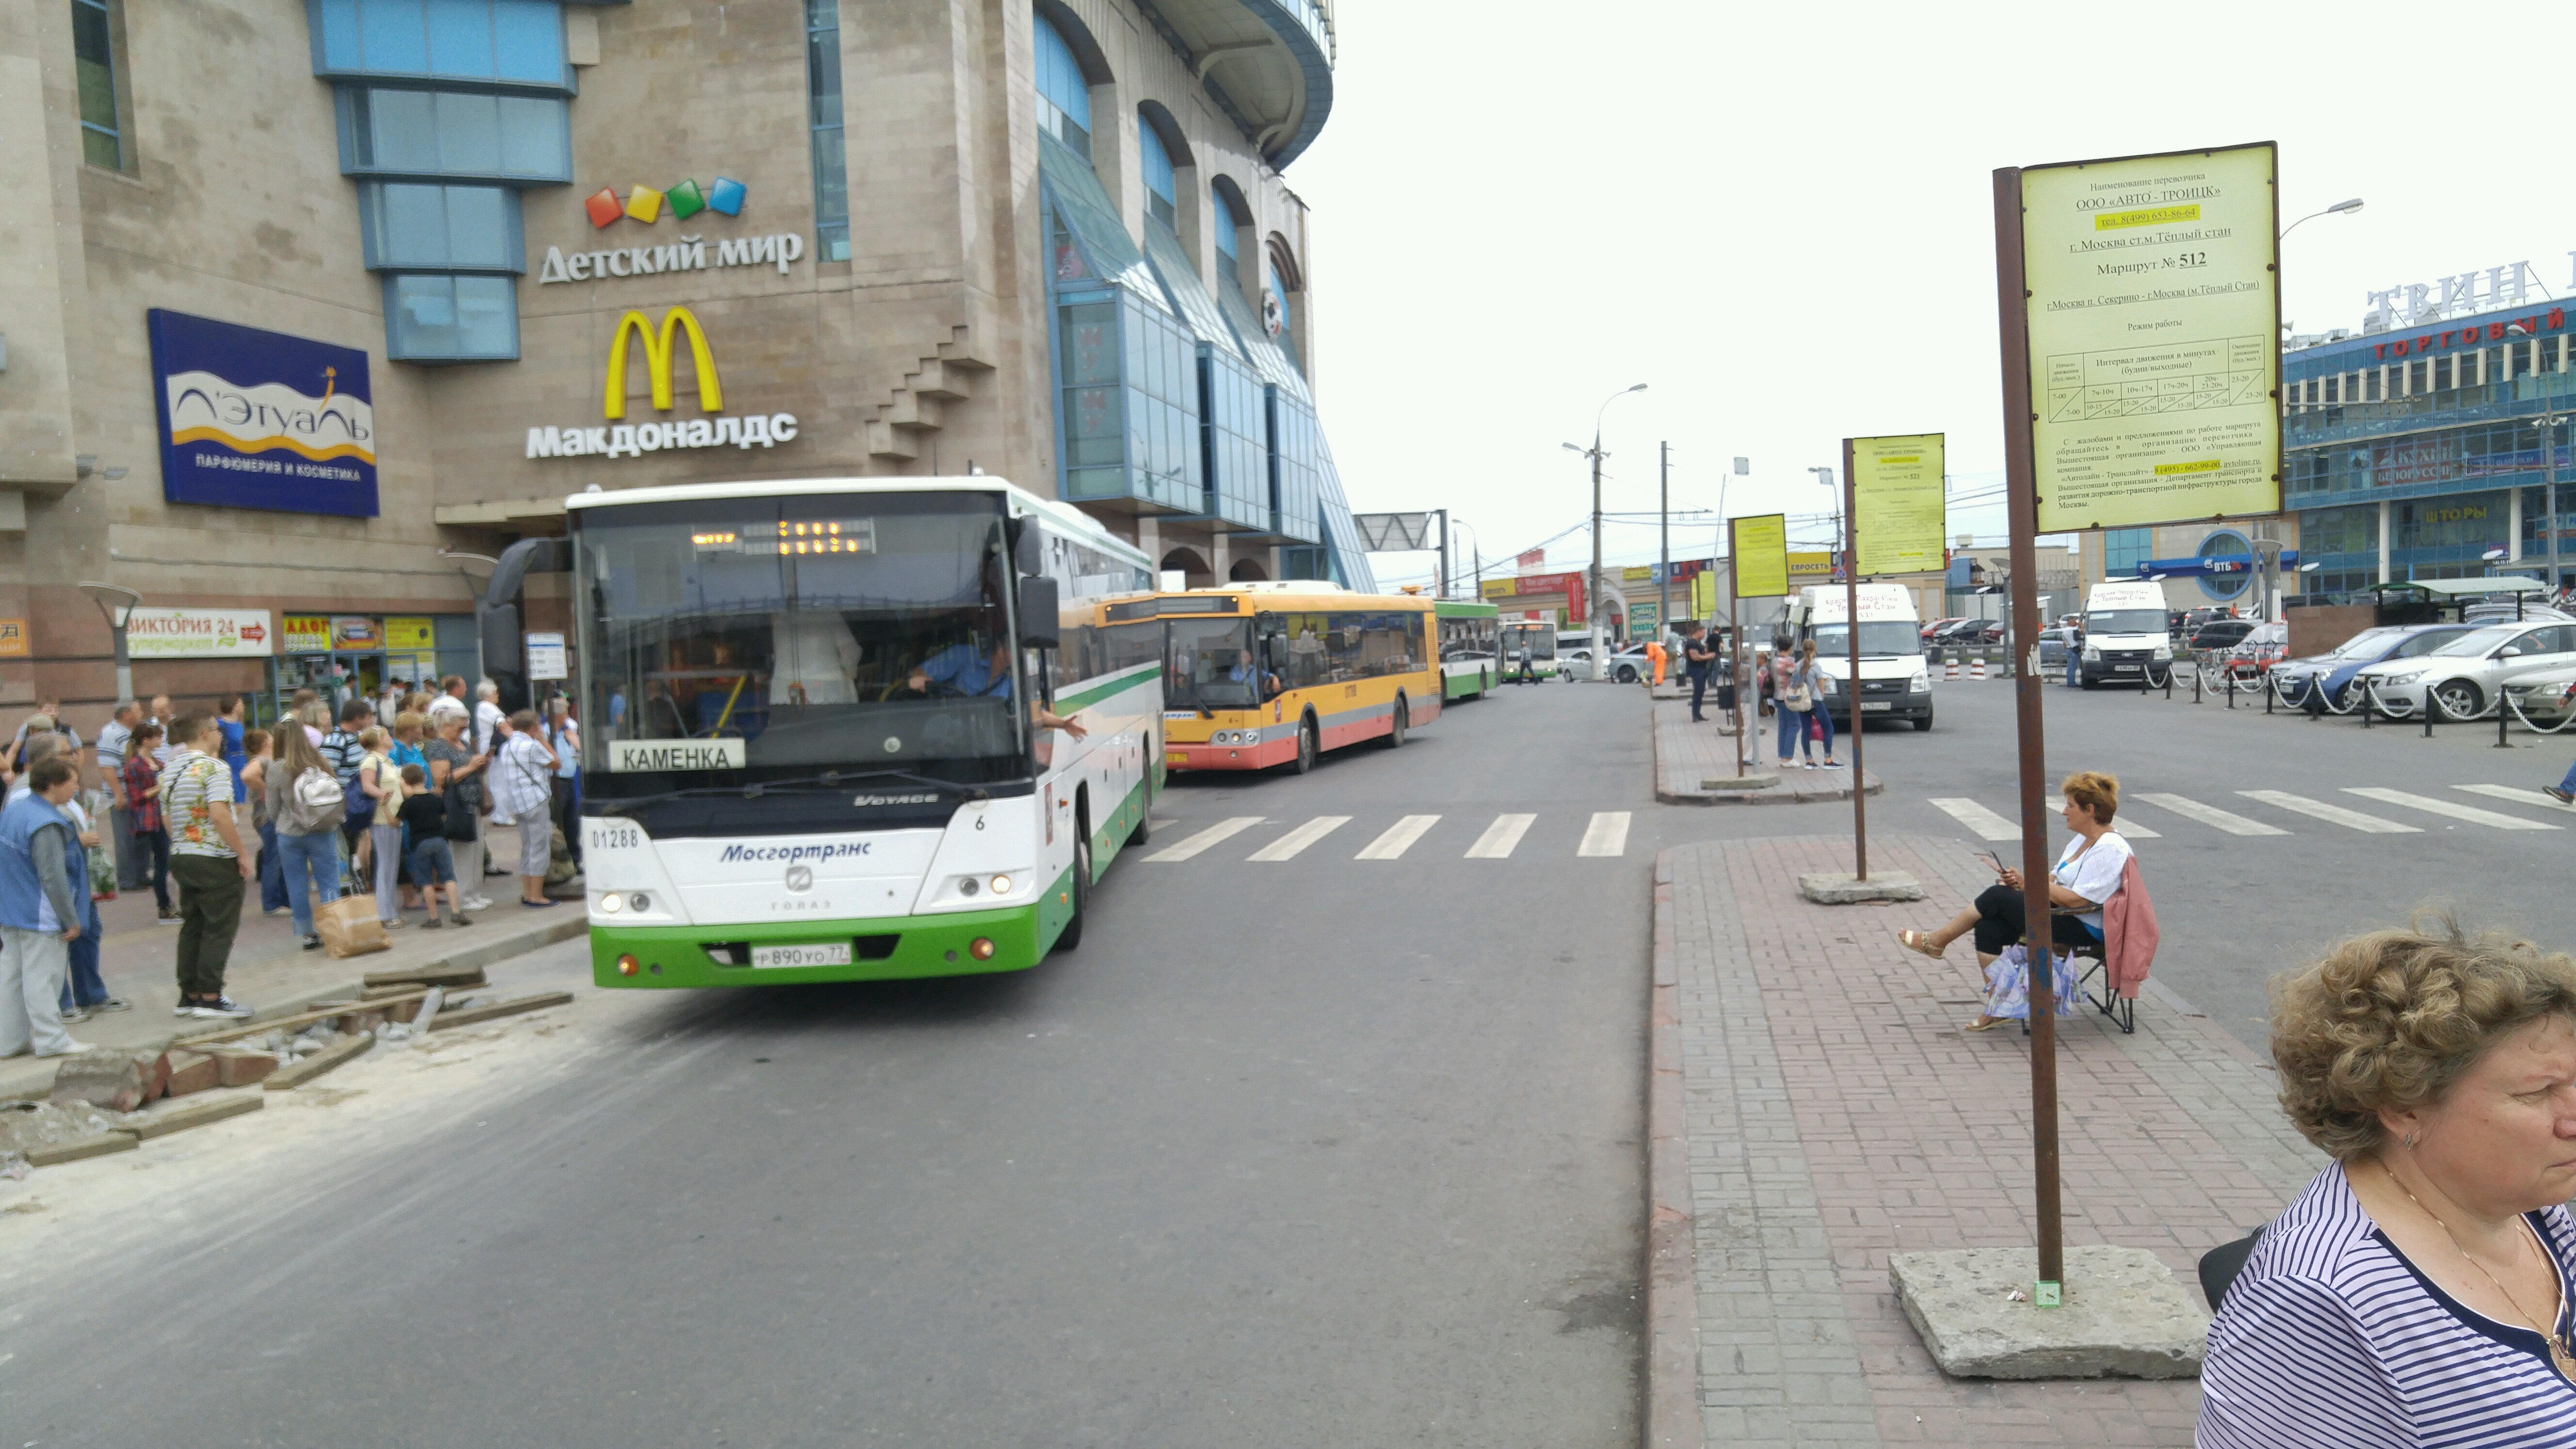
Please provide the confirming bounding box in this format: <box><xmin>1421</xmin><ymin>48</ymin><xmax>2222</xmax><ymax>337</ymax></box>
<box><xmin>0</xmin><ymin>678</ymin><xmax>585</xmax><ymax>1060</ymax></box>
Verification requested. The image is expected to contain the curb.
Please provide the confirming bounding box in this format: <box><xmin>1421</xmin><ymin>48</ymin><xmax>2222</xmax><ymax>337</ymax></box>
<box><xmin>1644</xmin><ymin>849</ymin><xmax>1700</xmax><ymax>1449</ymax></box>
<box><xmin>1655</xmin><ymin>772</ymin><xmax>1885</xmax><ymax>807</ymax></box>
<box><xmin>0</xmin><ymin>914</ymin><xmax>586</xmax><ymax>1104</ymax></box>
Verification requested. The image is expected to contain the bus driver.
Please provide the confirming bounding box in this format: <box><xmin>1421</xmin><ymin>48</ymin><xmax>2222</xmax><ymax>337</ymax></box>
<box><xmin>906</xmin><ymin>642</ymin><xmax>1089</xmax><ymax>739</ymax></box>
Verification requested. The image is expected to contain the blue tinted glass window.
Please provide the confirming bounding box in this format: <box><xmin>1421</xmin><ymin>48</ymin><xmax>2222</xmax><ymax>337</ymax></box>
<box><xmin>2103</xmin><ymin>528</ymin><xmax>2152</xmax><ymax>578</ymax></box>
<box><xmin>384</xmin><ymin>274</ymin><xmax>517</xmax><ymax>361</ymax></box>
<box><xmin>806</xmin><ymin>0</ymin><xmax>849</xmax><ymax>261</ymax></box>
<box><xmin>1212</xmin><ymin>191</ymin><xmax>1240</xmax><ymax>264</ymax></box>
<box><xmin>338</xmin><ymin>86</ymin><xmax>569</xmax><ymax>180</ymax></box>
<box><xmin>1267</xmin><ymin>261</ymin><xmax>1293</xmax><ymax>348</ymax></box>
<box><xmin>490</xmin><ymin>0</ymin><xmax>560</xmax><ymax>81</ymax></box>
<box><xmin>356</xmin><ymin>0</ymin><xmax>429</xmax><ymax>71</ymax></box>
<box><xmin>1033</xmin><ymin>14</ymin><xmax>1090</xmax><ymax>160</ymax></box>
<box><xmin>359</xmin><ymin>182</ymin><xmax>521</xmax><ymax>272</ymax></box>
<box><xmin>315</xmin><ymin>0</ymin><xmax>565</xmax><ymax>88</ymax></box>
<box><xmin>1139</xmin><ymin>118</ymin><xmax>1175</xmax><ymax>230</ymax></box>
<box><xmin>424</xmin><ymin>0</ymin><xmax>491</xmax><ymax>75</ymax></box>
<box><xmin>71</xmin><ymin>0</ymin><xmax>121</xmax><ymax>169</ymax></box>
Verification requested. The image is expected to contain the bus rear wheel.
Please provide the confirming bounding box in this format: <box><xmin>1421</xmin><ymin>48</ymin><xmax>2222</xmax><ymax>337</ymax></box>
<box><xmin>1054</xmin><ymin>834</ymin><xmax>1089</xmax><ymax>952</ymax></box>
<box><xmin>1292</xmin><ymin>716</ymin><xmax>1318</xmax><ymax>774</ymax></box>
<box><xmin>1385</xmin><ymin>697</ymin><xmax>1408</xmax><ymax>748</ymax></box>
<box><xmin>1128</xmin><ymin>741</ymin><xmax>1153</xmax><ymax>846</ymax></box>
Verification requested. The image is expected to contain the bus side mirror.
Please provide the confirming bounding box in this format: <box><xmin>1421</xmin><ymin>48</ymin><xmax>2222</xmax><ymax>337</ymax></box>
<box><xmin>1016</xmin><ymin>576</ymin><xmax>1061</xmax><ymax>649</ymax></box>
<box><xmin>1266</xmin><ymin>635</ymin><xmax>1289</xmax><ymax>672</ymax></box>
<box><xmin>1008</xmin><ymin>518</ymin><xmax>1042</xmax><ymax>577</ymax></box>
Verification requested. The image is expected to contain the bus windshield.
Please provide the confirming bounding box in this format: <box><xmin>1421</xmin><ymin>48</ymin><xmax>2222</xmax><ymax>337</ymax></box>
<box><xmin>575</xmin><ymin>491</ymin><xmax>1028</xmax><ymax>789</ymax></box>
<box><xmin>1808</xmin><ymin>622</ymin><xmax>1923</xmax><ymax>658</ymax></box>
<box><xmin>2084</xmin><ymin>609</ymin><xmax>2169</xmax><ymax>636</ymax></box>
<box><xmin>1165</xmin><ymin>618</ymin><xmax>1262</xmax><ymax>709</ymax></box>
<box><xmin>1499</xmin><ymin>624</ymin><xmax>1556</xmax><ymax>660</ymax></box>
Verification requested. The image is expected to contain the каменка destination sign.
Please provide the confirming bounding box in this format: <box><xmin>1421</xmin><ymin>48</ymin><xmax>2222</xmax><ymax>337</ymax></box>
<box><xmin>2018</xmin><ymin>143</ymin><xmax>2281</xmax><ymax>532</ymax></box>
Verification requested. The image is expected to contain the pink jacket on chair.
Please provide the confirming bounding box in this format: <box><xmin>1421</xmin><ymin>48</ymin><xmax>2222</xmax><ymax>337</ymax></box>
<box><xmin>2101</xmin><ymin>854</ymin><xmax>2158</xmax><ymax>998</ymax></box>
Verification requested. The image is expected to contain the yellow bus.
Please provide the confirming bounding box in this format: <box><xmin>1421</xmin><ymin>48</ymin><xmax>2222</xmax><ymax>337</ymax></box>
<box><xmin>1160</xmin><ymin>583</ymin><xmax>1441</xmax><ymax>773</ymax></box>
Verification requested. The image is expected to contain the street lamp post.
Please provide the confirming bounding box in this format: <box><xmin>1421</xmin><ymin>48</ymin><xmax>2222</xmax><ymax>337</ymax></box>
<box><xmin>2277</xmin><ymin>196</ymin><xmax>2363</xmax><ymax>241</ymax></box>
<box><xmin>78</xmin><ymin>583</ymin><xmax>144</xmax><ymax>703</ymax></box>
<box><xmin>1564</xmin><ymin>383</ymin><xmax>1647</xmax><ymax>679</ymax></box>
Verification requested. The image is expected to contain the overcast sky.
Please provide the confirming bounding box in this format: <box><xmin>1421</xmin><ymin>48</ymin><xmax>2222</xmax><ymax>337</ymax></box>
<box><xmin>1285</xmin><ymin>0</ymin><xmax>2576</xmax><ymax>593</ymax></box>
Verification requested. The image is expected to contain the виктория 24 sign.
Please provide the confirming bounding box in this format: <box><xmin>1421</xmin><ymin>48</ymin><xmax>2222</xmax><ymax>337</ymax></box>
<box><xmin>2018</xmin><ymin>142</ymin><xmax>2280</xmax><ymax>533</ymax></box>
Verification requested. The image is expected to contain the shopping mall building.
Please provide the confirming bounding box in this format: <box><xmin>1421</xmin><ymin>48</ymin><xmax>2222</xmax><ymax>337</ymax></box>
<box><xmin>1</xmin><ymin>0</ymin><xmax>1368</xmax><ymax>725</ymax></box>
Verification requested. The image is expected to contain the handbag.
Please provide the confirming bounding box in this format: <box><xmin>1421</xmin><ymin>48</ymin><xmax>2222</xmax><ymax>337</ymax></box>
<box><xmin>1810</xmin><ymin>717</ymin><xmax>1825</xmax><ymax>741</ymax></box>
<box><xmin>1781</xmin><ymin>681</ymin><xmax>1812</xmax><ymax>712</ymax></box>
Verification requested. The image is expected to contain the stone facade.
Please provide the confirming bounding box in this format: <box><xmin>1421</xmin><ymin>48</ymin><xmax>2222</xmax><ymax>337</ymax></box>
<box><xmin>0</xmin><ymin>0</ymin><xmax>1336</xmax><ymax>729</ymax></box>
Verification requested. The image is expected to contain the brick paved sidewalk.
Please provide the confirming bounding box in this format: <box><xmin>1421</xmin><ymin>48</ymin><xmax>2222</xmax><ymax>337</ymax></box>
<box><xmin>1653</xmin><ymin>699</ymin><xmax>1884</xmax><ymax>806</ymax></box>
<box><xmin>1661</xmin><ymin>834</ymin><xmax>2324</xmax><ymax>1448</ymax></box>
<box><xmin>0</xmin><ymin>821</ymin><xmax>581</xmax><ymax>1101</ymax></box>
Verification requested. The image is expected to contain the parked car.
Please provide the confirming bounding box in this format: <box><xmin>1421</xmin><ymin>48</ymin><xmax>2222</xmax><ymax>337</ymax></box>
<box><xmin>2271</xmin><ymin>624</ymin><xmax>2476</xmax><ymax>709</ymax></box>
<box><xmin>2462</xmin><ymin>600</ymin><xmax>2576</xmax><ymax>627</ymax></box>
<box><xmin>2037</xmin><ymin>626</ymin><xmax>2080</xmax><ymax>670</ymax></box>
<box><xmin>2183</xmin><ymin>606</ymin><xmax>2237</xmax><ymax>632</ymax></box>
<box><xmin>2501</xmin><ymin>662</ymin><xmax>2576</xmax><ymax>726</ymax></box>
<box><xmin>2225</xmin><ymin>622</ymin><xmax>2287</xmax><ymax>678</ymax></box>
<box><xmin>1942</xmin><ymin>619</ymin><xmax>2005</xmax><ymax>646</ymax></box>
<box><xmin>2188</xmin><ymin>618</ymin><xmax>2257</xmax><ymax>652</ymax></box>
<box><xmin>2350</xmin><ymin>621</ymin><xmax>2576</xmax><ymax>721</ymax></box>
<box><xmin>1604</xmin><ymin>642</ymin><xmax>1656</xmax><ymax>684</ymax></box>
<box><xmin>1921</xmin><ymin>617</ymin><xmax>1971</xmax><ymax>643</ymax></box>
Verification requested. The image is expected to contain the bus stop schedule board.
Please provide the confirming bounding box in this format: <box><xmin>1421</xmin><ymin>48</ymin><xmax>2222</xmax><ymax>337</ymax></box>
<box><xmin>2019</xmin><ymin>143</ymin><xmax>2281</xmax><ymax>532</ymax></box>
<box><xmin>1731</xmin><ymin>514</ymin><xmax>1788</xmax><ymax>598</ymax></box>
<box><xmin>1849</xmin><ymin>434</ymin><xmax>1946</xmax><ymax>575</ymax></box>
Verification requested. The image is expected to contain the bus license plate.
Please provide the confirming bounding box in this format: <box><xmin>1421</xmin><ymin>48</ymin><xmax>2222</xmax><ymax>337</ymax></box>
<box><xmin>752</xmin><ymin>943</ymin><xmax>851</xmax><ymax>969</ymax></box>
<box><xmin>1861</xmin><ymin>701</ymin><xmax>1892</xmax><ymax>712</ymax></box>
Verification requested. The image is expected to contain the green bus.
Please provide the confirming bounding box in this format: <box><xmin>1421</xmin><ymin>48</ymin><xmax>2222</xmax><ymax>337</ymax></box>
<box><xmin>1435</xmin><ymin>598</ymin><xmax>1499</xmax><ymax>700</ymax></box>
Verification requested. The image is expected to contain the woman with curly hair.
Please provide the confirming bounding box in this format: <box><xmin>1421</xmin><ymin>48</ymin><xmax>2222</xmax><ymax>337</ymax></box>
<box><xmin>2200</xmin><ymin>919</ymin><xmax>2576</xmax><ymax>1444</ymax></box>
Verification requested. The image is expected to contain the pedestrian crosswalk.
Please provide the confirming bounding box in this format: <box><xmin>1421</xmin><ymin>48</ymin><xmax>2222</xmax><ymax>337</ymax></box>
<box><xmin>1924</xmin><ymin>780</ymin><xmax>2574</xmax><ymax>846</ymax></box>
<box><xmin>1141</xmin><ymin>810</ymin><xmax>1637</xmax><ymax>863</ymax></box>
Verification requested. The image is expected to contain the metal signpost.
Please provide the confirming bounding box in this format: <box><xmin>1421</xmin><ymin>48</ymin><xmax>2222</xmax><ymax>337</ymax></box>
<box><xmin>1843</xmin><ymin>432</ymin><xmax>1948</xmax><ymax>884</ymax></box>
<box><xmin>1995</xmin><ymin>142</ymin><xmax>2281</xmax><ymax>1305</ymax></box>
<box><xmin>1730</xmin><ymin>514</ymin><xmax>1788</xmax><ymax>777</ymax></box>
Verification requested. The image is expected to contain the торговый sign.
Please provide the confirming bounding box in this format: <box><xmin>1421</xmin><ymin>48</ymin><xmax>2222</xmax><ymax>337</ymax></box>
<box><xmin>146</xmin><ymin>310</ymin><xmax>377</xmax><ymax>517</ymax></box>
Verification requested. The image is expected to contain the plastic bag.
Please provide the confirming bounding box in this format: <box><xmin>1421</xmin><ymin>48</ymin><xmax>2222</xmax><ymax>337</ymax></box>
<box><xmin>1981</xmin><ymin>943</ymin><xmax>2079</xmax><ymax>1020</ymax></box>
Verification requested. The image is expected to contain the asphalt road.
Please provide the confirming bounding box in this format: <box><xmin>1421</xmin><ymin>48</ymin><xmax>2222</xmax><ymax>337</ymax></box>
<box><xmin>4</xmin><ymin>682</ymin><xmax>1703</xmax><ymax>1449</ymax></box>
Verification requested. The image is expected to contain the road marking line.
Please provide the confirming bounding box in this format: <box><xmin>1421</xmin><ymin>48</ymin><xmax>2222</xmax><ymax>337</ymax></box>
<box><xmin>1928</xmin><ymin>798</ymin><xmax>2019</xmax><ymax>841</ymax></box>
<box><xmin>2237</xmin><ymin>790</ymin><xmax>2420</xmax><ymax>834</ymax></box>
<box><xmin>2344</xmin><ymin>787</ymin><xmax>2562</xmax><ymax>831</ymax></box>
<box><xmin>1355</xmin><ymin>814</ymin><xmax>1441</xmax><ymax>860</ymax></box>
<box><xmin>2109</xmin><ymin>817</ymin><xmax>2160</xmax><ymax>838</ymax></box>
<box><xmin>1578</xmin><ymin>811</ymin><xmax>1630</xmax><ymax>857</ymax></box>
<box><xmin>2457</xmin><ymin>783</ymin><xmax>2573</xmax><ymax>811</ymax></box>
<box><xmin>1143</xmin><ymin>816</ymin><xmax>1263</xmax><ymax>862</ymax></box>
<box><xmin>1465</xmin><ymin>813</ymin><xmax>1536</xmax><ymax>859</ymax></box>
<box><xmin>2132</xmin><ymin>792</ymin><xmax>2289</xmax><ymax>837</ymax></box>
<box><xmin>1247</xmin><ymin>816</ymin><xmax>1351</xmax><ymax>861</ymax></box>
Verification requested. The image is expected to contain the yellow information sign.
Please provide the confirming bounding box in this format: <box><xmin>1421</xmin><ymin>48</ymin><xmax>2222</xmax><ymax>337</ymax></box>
<box><xmin>2019</xmin><ymin>143</ymin><xmax>2280</xmax><ymax>531</ymax></box>
<box><xmin>1730</xmin><ymin>514</ymin><xmax>1789</xmax><ymax>599</ymax></box>
<box><xmin>1849</xmin><ymin>433</ymin><xmax>1947</xmax><ymax>574</ymax></box>
<box><xmin>1692</xmin><ymin>571</ymin><xmax>1716</xmax><ymax>620</ymax></box>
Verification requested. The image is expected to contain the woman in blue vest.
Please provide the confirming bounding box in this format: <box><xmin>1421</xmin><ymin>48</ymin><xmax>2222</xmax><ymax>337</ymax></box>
<box><xmin>0</xmin><ymin>757</ymin><xmax>92</xmax><ymax>1059</ymax></box>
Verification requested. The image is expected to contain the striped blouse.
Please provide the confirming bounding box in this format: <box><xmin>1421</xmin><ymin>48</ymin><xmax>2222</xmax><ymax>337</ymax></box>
<box><xmin>2200</xmin><ymin>1162</ymin><xmax>2576</xmax><ymax>1446</ymax></box>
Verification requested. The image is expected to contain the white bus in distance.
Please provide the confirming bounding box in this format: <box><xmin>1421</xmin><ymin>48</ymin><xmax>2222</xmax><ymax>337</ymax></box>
<box><xmin>571</xmin><ymin>476</ymin><xmax>1161</xmax><ymax>987</ymax></box>
<box><xmin>1787</xmin><ymin>583</ymin><xmax>1933</xmax><ymax>731</ymax></box>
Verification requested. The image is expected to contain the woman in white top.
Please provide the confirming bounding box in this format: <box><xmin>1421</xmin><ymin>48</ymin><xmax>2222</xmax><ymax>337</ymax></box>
<box><xmin>1894</xmin><ymin>770</ymin><xmax>2132</xmax><ymax>1030</ymax></box>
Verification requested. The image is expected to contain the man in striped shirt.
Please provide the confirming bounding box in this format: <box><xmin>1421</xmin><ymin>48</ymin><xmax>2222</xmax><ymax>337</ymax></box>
<box><xmin>159</xmin><ymin>713</ymin><xmax>254</xmax><ymax>1019</ymax></box>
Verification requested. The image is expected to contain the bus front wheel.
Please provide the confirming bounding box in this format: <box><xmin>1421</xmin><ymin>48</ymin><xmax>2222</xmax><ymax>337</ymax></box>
<box><xmin>1292</xmin><ymin>717</ymin><xmax>1319</xmax><ymax>774</ymax></box>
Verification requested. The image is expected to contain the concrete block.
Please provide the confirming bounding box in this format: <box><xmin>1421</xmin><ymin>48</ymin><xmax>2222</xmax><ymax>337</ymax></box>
<box><xmin>161</xmin><ymin>1050</ymin><xmax>221</xmax><ymax>1097</ymax></box>
<box><xmin>25</xmin><ymin>1129</ymin><xmax>138</xmax><ymax>1165</ymax></box>
<box><xmin>48</xmin><ymin>1048</ymin><xmax>168</xmax><ymax>1113</ymax></box>
<box><xmin>1795</xmin><ymin>871</ymin><xmax>1926</xmax><ymax>905</ymax></box>
<box><xmin>128</xmin><ymin>1091</ymin><xmax>262</xmax><ymax>1141</ymax></box>
<box><xmin>362</xmin><ymin>963</ymin><xmax>487</xmax><ymax>990</ymax></box>
<box><xmin>265</xmin><ymin>1032</ymin><xmax>374</xmax><ymax>1090</ymax></box>
<box><xmin>1888</xmin><ymin>1245</ymin><xmax>2207</xmax><ymax>1379</ymax></box>
<box><xmin>209</xmin><ymin>1048</ymin><xmax>278</xmax><ymax>1088</ymax></box>
<box><xmin>1700</xmin><ymin>773</ymin><xmax>1781</xmax><ymax>792</ymax></box>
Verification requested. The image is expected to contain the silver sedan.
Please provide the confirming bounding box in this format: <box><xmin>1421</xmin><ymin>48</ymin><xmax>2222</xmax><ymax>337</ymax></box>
<box><xmin>2350</xmin><ymin>621</ymin><xmax>2576</xmax><ymax>720</ymax></box>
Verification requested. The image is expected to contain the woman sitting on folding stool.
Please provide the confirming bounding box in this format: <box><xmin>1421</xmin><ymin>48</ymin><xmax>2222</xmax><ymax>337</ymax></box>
<box><xmin>1894</xmin><ymin>770</ymin><xmax>2131</xmax><ymax>1031</ymax></box>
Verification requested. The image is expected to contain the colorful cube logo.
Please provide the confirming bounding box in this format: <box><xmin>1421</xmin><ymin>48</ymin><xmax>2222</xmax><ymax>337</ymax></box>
<box><xmin>583</xmin><ymin>188</ymin><xmax>625</xmax><ymax>229</ymax></box>
<box><xmin>583</xmin><ymin>176</ymin><xmax>746</xmax><ymax>226</ymax></box>
<box><xmin>665</xmin><ymin>178</ymin><xmax>707</xmax><ymax>220</ymax></box>
<box><xmin>707</xmin><ymin>177</ymin><xmax>746</xmax><ymax>217</ymax></box>
<box><xmin>625</xmin><ymin>184</ymin><xmax>666</xmax><ymax>225</ymax></box>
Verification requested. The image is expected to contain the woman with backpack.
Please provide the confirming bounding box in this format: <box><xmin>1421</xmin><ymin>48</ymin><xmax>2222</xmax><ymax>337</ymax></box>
<box><xmin>267</xmin><ymin>725</ymin><xmax>345</xmax><ymax>951</ymax></box>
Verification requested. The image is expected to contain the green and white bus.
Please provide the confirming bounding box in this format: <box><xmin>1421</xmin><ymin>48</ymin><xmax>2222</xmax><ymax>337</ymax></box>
<box><xmin>1435</xmin><ymin>598</ymin><xmax>1499</xmax><ymax>700</ymax></box>
<box><xmin>570</xmin><ymin>477</ymin><xmax>1161</xmax><ymax>987</ymax></box>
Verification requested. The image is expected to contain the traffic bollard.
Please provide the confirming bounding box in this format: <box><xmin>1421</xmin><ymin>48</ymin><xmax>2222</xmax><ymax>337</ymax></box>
<box><xmin>2192</xmin><ymin>662</ymin><xmax>2202</xmax><ymax>704</ymax></box>
<box><xmin>2425</xmin><ymin>692</ymin><xmax>2435</xmax><ymax>738</ymax></box>
<box><xmin>2227</xmin><ymin>667</ymin><xmax>2235</xmax><ymax>709</ymax></box>
<box><xmin>2362</xmin><ymin>680</ymin><xmax>2372</xmax><ymax>728</ymax></box>
<box><xmin>2264</xmin><ymin>676</ymin><xmax>2273</xmax><ymax>714</ymax></box>
<box><xmin>2499</xmin><ymin>697</ymin><xmax>2514</xmax><ymax>749</ymax></box>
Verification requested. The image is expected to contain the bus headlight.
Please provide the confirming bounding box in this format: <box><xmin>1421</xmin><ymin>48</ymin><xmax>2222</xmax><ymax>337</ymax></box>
<box><xmin>969</xmin><ymin>937</ymin><xmax>997</xmax><ymax>961</ymax></box>
<box><xmin>598</xmin><ymin>892</ymin><xmax>622</xmax><ymax>914</ymax></box>
<box><xmin>629</xmin><ymin>893</ymin><xmax>652</xmax><ymax>913</ymax></box>
<box><xmin>958</xmin><ymin>876</ymin><xmax>980</xmax><ymax>897</ymax></box>
<box><xmin>616</xmin><ymin>954</ymin><xmax>639</xmax><ymax>977</ymax></box>
<box><xmin>989</xmin><ymin>874</ymin><xmax>1013</xmax><ymax>895</ymax></box>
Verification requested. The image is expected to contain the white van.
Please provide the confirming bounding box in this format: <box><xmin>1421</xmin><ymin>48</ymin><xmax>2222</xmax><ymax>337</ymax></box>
<box><xmin>1788</xmin><ymin>583</ymin><xmax>1933</xmax><ymax>731</ymax></box>
<box><xmin>2077</xmin><ymin>580</ymin><xmax>2175</xmax><ymax>688</ymax></box>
